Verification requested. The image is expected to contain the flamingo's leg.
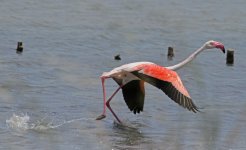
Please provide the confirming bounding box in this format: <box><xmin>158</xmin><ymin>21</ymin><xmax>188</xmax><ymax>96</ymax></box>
<box><xmin>96</xmin><ymin>77</ymin><xmax>107</xmax><ymax>120</ymax></box>
<box><xmin>96</xmin><ymin>77</ymin><xmax>123</xmax><ymax>123</ymax></box>
<box><xmin>105</xmin><ymin>85</ymin><xmax>122</xmax><ymax>123</ymax></box>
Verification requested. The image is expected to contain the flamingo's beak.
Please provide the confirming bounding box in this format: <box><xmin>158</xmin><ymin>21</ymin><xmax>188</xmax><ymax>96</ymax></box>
<box><xmin>218</xmin><ymin>45</ymin><xmax>225</xmax><ymax>53</ymax></box>
<box><xmin>213</xmin><ymin>41</ymin><xmax>225</xmax><ymax>53</ymax></box>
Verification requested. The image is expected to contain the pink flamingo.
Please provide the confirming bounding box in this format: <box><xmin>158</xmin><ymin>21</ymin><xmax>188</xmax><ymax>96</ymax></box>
<box><xmin>96</xmin><ymin>40</ymin><xmax>225</xmax><ymax>123</ymax></box>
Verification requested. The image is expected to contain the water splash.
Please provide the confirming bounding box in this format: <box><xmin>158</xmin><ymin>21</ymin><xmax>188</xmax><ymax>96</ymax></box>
<box><xmin>6</xmin><ymin>113</ymin><xmax>30</xmax><ymax>130</ymax></box>
<box><xmin>6</xmin><ymin>113</ymin><xmax>93</xmax><ymax>131</ymax></box>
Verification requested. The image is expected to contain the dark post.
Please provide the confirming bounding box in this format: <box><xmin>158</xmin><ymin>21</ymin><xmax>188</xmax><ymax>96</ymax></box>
<box><xmin>114</xmin><ymin>54</ymin><xmax>121</xmax><ymax>60</ymax></box>
<box><xmin>167</xmin><ymin>46</ymin><xmax>174</xmax><ymax>59</ymax></box>
<box><xmin>226</xmin><ymin>49</ymin><xmax>234</xmax><ymax>65</ymax></box>
<box><xmin>16</xmin><ymin>42</ymin><xmax>23</xmax><ymax>54</ymax></box>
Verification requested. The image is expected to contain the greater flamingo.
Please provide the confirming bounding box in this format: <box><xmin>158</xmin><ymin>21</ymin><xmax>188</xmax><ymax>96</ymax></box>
<box><xmin>96</xmin><ymin>40</ymin><xmax>225</xmax><ymax>123</ymax></box>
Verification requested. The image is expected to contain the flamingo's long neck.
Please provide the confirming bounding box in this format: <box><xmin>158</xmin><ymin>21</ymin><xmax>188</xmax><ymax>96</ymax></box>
<box><xmin>166</xmin><ymin>44</ymin><xmax>206</xmax><ymax>71</ymax></box>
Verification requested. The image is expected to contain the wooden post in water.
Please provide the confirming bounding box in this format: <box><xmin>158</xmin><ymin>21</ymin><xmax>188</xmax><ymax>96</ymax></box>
<box><xmin>167</xmin><ymin>46</ymin><xmax>174</xmax><ymax>60</ymax></box>
<box><xmin>114</xmin><ymin>54</ymin><xmax>121</xmax><ymax>60</ymax></box>
<box><xmin>226</xmin><ymin>49</ymin><xmax>234</xmax><ymax>65</ymax></box>
<box><xmin>16</xmin><ymin>42</ymin><xmax>23</xmax><ymax>54</ymax></box>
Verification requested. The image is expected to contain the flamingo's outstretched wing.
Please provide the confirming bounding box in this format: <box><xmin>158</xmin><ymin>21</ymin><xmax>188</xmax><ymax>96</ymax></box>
<box><xmin>121</xmin><ymin>80</ymin><xmax>145</xmax><ymax>114</ymax></box>
<box><xmin>131</xmin><ymin>64</ymin><xmax>199</xmax><ymax>113</ymax></box>
<box><xmin>113</xmin><ymin>77</ymin><xmax>145</xmax><ymax>114</ymax></box>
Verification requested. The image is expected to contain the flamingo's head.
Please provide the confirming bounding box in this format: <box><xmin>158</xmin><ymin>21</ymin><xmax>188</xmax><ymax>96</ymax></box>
<box><xmin>205</xmin><ymin>40</ymin><xmax>225</xmax><ymax>53</ymax></box>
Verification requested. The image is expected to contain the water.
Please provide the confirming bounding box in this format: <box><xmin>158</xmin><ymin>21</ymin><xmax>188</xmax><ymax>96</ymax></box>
<box><xmin>0</xmin><ymin>0</ymin><xmax>246</xmax><ymax>149</ymax></box>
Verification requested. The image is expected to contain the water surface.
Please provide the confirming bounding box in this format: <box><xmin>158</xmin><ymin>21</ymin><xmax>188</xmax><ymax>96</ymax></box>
<box><xmin>0</xmin><ymin>0</ymin><xmax>246</xmax><ymax>149</ymax></box>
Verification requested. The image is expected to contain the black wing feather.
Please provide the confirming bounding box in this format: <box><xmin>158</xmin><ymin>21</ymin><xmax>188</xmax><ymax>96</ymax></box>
<box><xmin>132</xmin><ymin>71</ymin><xmax>199</xmax><ymax>113</ymax></box>
<box><xmin>121</xmin><ymin>80</ymin><xmax>145</xmax><ymax>114</ymax></box>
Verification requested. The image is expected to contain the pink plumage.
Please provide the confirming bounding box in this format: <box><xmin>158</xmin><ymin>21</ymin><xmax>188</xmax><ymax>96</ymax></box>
<box><xmin>96</xmin><ymin>40</ymin><xmax>225</xmax><ymax>123</ymax></box>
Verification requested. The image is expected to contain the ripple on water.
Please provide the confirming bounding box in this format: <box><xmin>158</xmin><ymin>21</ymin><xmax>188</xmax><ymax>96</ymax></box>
<box><xmin>6</xmin><ymin>113</ymin><xmax>95</xmax><ymax>132</ymax></box>
<box><xmin>6</xmin><ymin>113</ymin><xmax>54</xmax><ymax>131</ymax></box>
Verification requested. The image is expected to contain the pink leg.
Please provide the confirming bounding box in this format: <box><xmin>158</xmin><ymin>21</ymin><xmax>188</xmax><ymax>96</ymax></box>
<box><xmin>105</xmin><ymin>86</ymin><xmax>122</xmax><ymax>123</ymax></box>
<box><xmin>96</xmin><ymin>77</ymin><xmax>123</xmax><ymax>123</ymax></box>
<box><xmin>96</xmin><ymin>77</ymin><xmax>107</xmax><ymax>120</ymax></box>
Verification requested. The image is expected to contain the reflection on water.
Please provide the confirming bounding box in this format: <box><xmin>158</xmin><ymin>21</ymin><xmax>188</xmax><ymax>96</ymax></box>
<box><xmin>111</xmin><ymin>121</ymin><xmax>144</xmax><ymax>150</ymax></box>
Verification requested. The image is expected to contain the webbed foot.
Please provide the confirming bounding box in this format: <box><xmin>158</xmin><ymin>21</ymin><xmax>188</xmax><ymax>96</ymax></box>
<box><xmin>96</xmin><ymin>114</ymin><xmax>106</xmax><ymax>120</ymax></box>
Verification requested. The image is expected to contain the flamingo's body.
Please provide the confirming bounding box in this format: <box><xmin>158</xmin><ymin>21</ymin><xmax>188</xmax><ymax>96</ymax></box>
<box><xmin>96</xmin><ymin>40</ymin><xmax>225</xmax><ymax>123</ymax></box>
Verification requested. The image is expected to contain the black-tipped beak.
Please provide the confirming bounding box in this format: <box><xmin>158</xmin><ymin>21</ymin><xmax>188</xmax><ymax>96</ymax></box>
<box><xmin>222</xmin><ymin>47</ymin><xmax>225</xmax><ymax>53</ymax></box>
<box><xmin>214</xmin><ymin>42</ymin><xmax>225</xmax><ymax>54</ymax></box>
